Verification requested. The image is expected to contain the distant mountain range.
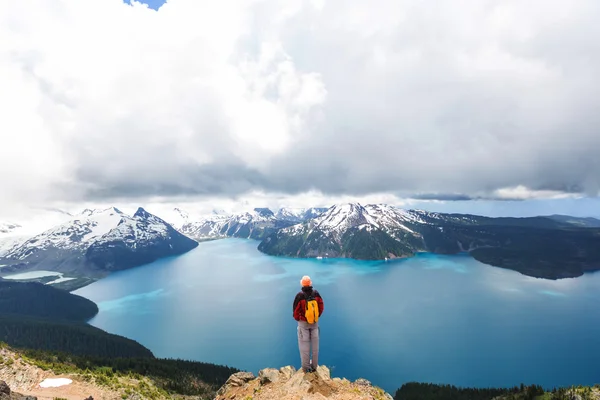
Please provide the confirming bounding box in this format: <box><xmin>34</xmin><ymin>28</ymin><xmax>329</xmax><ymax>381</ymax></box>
<box><xmin>0</xmin><ymin>206</ymin><xmax>329</xmax><ymax>289</ymax></box>
<box><xmin>0</xmin><ymin>207</ymin><xmax>198</xmax><ymax>288</ymax></box>
<box><xmin>258</xmin><ymin>203</ymin><xmax>600</xmax><ymax>279</ymax></box>
<box><xmin>545</xmin><ymin>214</ymin><xmax>600</xmax><ymax>228</ymax></box>
<box><xmin>167</xmin><ymin>207</ymin><xmax>328</xmax><ymax>240</ymax></box>
<box><xmin>1</xmin><ymin>204</ymin><xmax>599</xmax><ymax>284</ymax></box>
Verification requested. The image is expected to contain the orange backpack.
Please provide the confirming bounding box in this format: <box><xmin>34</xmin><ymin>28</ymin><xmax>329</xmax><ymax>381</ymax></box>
<box><xmin>304</xmin><ymin>292</ymin><xmax>319</xmax><ymax>324</ymax></box>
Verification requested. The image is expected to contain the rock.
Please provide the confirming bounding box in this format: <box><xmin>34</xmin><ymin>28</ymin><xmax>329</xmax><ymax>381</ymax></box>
<box><xmin>217</xmin><ymin>371</ymin><xmax>256</xmax><ymax>396</ymax></box>
<box><xmin>0</xmin><ymin>381</ymin><xmax>37</xmax><ymax>400</ymax></box>
<box><xmin>258</xmin><ymin>368</ymin><xmax>280</xmax><ymax>385</ymax></box>
<box><xmin>216</xmin><ymin>365</ymin><xmax>393</xmax><ymax>400</ymax></box>
<box><xmin>279</xmin><ymin>366</ymin><xmax>296</xmax><ymax>381</ymax></box>
<box><xmin>284</xmin><ymin>369</ymin><xmax>312</xmax><ymax>392</ymax></box>
<box><xmin>315</xmin><ymin>366</ymin><xmax>330</xmax><ymax>381</ymax></box>
<box><xmin>0</xmin><ymin>381</ymin><xmax>9</xmax><ymax>395</ymax></box>
<box><xmin>226</xmin><ymin>372</ymin><xmax>255</xmax><ymax>387</ymax></box>
<box><xmin>355</xmin><ymin>378</ymin><xmax>371</xmax><ymax>386</ymax></box>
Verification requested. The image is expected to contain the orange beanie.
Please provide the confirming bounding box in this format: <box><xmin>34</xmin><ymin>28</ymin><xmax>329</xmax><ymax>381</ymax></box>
<box><xmin>300</xmin><ymin>275</ymin><xmax>312</xmax><ymax>287</ymax></box>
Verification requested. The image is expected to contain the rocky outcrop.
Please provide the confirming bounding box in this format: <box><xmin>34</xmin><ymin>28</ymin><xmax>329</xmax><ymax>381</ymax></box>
<box><xmin>0</xmin><ymin>380</ymin><xmax>37</xmax><ymax>400</ymax></box>
<box><xmin>215</xmin><ymin>365</ymin><xmax>393</xmax><ymax>400</ymax></box>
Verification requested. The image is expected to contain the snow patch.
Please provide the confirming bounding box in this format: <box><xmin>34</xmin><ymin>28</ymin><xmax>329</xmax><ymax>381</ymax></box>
<box><xmin>2</xmin><ymin>270</ymin><xmax>74</xmax><ymax>285</ymax></box>
<box><xmin>47</xmin><ymin>276</ymin><xmax>76</xmax><ymax>285</ymax></box>
<box><xmin>39</xmin><ymin>378</ymin><xmax>73</xmax><ymax>388</ymax></box>
<box><xmin>3</xmin><ymin>270</ymin><xmax>62</xmax><ymax>280</ymax></box>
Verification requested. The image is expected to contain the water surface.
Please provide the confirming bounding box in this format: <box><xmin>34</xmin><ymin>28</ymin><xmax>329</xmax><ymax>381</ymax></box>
<box><xmin>74</xmin><ymin>239</ymin><xmax>600</xmax><ymax>393</ymax></box>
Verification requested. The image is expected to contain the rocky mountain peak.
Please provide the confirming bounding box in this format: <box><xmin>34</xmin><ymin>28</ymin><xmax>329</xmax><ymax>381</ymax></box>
<box><xmin>173</xmin><ymin>207</ymin><xmax>189</xmax><ymax>219</ymax></box>
<box><xmin>215</xmin><ymin>365</ymin><xmax>393</xmax><ymax>400</ymax></box>
<box><xmin>314</xmin><ymin>203</ymin><xmax>374</xmax><ymax>231</ymax></box>
<box><xmin>253</xmin><ymin>208</ymin><xmax>275</xmax><ymax>218</ymax></box>
<box><xmin>133</xmin><ymin>207</ymin><xmax>152</xmax><ymax>219</ymax></box>
<box><xmin>79</xmin><ymin>207</ymin><xmax>123</xmax><ymax>218</ymax></box>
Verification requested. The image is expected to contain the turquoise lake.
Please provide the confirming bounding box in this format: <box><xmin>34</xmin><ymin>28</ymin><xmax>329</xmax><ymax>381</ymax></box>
<box><xmin>74</xmin><ymin>238</ymin><xmax>600</xmax><ymax>393</ymax></box>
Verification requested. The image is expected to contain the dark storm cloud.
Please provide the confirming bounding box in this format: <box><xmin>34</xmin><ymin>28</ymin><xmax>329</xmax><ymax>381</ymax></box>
<box><xmin>76</xmin><ymin>163</ymin><xmax>271</xmax><ymax>199</ymax></box>
<box><xmin>410</xmin><ymin>193</ymin><xmax>475</xmax><ymax>201</ymax></box>
<box><xmin>4</xmin><ymin>0</ymin><xmax>600</xmax><ymax>207</ymax></box>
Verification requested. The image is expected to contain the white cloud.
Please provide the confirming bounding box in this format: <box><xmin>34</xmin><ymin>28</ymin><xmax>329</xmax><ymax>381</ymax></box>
<box><xmin>492</xmin><ymin>186</ymin><xmax>581</xmax><ymax>201</ymax></box>
<box><xmin>1</xmin><ymin>0</ymin><xmax>599</xmax><ymax>213</ymax></box>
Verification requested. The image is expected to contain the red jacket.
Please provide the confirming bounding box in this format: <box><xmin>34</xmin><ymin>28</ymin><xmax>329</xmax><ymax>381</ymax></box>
<box><xmin>293</xmin><ymin>287</ymin><xmax>324</xmax><ymax>322</ymax></box>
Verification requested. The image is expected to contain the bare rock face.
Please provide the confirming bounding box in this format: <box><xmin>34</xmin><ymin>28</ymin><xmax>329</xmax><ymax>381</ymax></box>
<box><xmin>279</xmin><ymin>366</ymin><xmax>296</xmax><ymax>381</ymax></box>
<box><xmin>215</xmin><ymin>366</ymin><xmax>393</xmax><ymax>400</ymax></box>
<box><xmin>259</xmin><ymin>368</ymin><xmax>281</xmax><ymax>385</ymax></box>
<box><xmin>0</xmin><ymin>381</ymin><xmax>37</xmax><ymax>400</ymax></box>
<box><xmin>316</xmin><ymin>365</ymin><xmax>330</xmax><ymax>380</ymax></box>
<box><xmin>0</xmin><ymin>381</ymin><xmax>9</xmax><ymax>396</ymax></box>
<box><xmin>216</xmin><ymin>371</ymin><xmax>256</xmax><ymax>396</ymax></box>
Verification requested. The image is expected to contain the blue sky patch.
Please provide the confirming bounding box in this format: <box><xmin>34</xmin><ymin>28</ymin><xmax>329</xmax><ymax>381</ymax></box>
<box><xmin>124</xmin><ymin>0</ymin><xmax>166</xmax><ymax>10</ymax></box>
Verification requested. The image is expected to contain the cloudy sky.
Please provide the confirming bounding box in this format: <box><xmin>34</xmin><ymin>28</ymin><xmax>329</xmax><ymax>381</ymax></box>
<box><xmin>1</xmin><ymin>0</ymin><xmax>600</xmax><ymax>219</ymax></box>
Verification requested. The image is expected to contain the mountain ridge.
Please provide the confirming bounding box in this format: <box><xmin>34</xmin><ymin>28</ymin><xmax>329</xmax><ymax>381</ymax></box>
<box><xmin>0</xmin><ymin>207</ymin><xmax>198</xmax><ymax>289</ymax></box>
<box><xmin>167</xmin><ymin>206</ymin><xmax>329</xmax><ymax>241</ymax></box>
<box><xmin>258</xmin><ymin>202</ymin><xmax>600</xmax><ymax>279</ymax></box>
<box><xmin>3</xmin><ymin>203</ymin><xmax>600</xmax><ymax>285</ymax></box>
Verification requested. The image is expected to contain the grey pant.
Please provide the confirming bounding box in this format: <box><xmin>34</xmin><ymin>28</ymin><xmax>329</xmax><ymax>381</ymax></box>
<box><xmin>297</xmin><ymin>321</ymin><xmax>319</xmax><ymax>370</ymax></box>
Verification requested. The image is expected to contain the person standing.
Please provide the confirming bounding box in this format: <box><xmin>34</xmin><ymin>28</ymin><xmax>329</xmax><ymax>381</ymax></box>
<box><xmin>293</xmin><ymin>275</ymin><xmax>324</xmax><ymax>373</ymax></box>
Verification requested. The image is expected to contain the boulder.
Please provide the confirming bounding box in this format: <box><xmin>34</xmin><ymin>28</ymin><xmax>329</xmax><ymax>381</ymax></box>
<box><xmin>315</xmin><ymin>366</ymin><xmax>330</xmax><ymax>381</ymax></box>
<box><xmin>284</xmin><ymin>369</ymin><xmax>312</xmax><ymax>392</ymax></box>
<box><xmin>279</xmin><ymin>366</ymin><xmax>296</xmax><ymax>381</ymax></box>
<box><xmin>0</xmin><ymin>382</ymin><xmax>9</xmax><ymax>396</ymax></box>
<box><xmin>355</xmin><ymin>378</ymin><xmax>371</xmax><ymax>386</ymax></box>
<box><xmin>0</xmin><ymin>381</ymin><xmax>37</xmax><ymax>400</ymax></box>
<box><xmin>216</xmin><ymin>371</ymin><xmax>256</xmax><ymax>396</ymax></box>
<box><xmin>258</xmin><ymin>368</ymin><xmax>281</xmax><ymax>385</ymax></box>
<box><xmin>226</xmin><ymin>371</ymin><xmax>255</xmax><ymax>387</ymax></box>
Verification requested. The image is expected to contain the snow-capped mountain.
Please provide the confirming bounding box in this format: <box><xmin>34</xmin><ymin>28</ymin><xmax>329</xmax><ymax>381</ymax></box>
<box><xmin>165</xmin><ymin>207</ymin><xmax>191</xmax><ymax>231</ymax></box>
<box><xmin>259</xmin><ymin>203</ymin><xmax>426</xmax><ymax>259</ymax></box>
<box><xmin>1</xmin><ymin>207</ymin><xmax>125</xmax><ymax>262</ymax></box>
<box><xmin>0</xmin><ymin>207</ymin><xmax>197</xmax><ymax>275</ymax></box>
<box><xmin>258</xmin><ymin>202</ymin><xmax>600</xmax><ymax>279</ymax></box>
<box><xmin>167</xmin><ymin>206</ymin><xmax>329</xmax><ymax>241</ymax></box>
<box><xmin>275</xmin><ymin>207</ymin><xmax>328</xmax><ymax>223</ymax></box>
<box><xmin>171</xmin><ymin>207</ymin><xmax>300</xmax><ymax>241</ymax></box>
<box><xmin>85</xmin><ymin>207</ymin><xmax>198</xmax><ymax>271</ymax></box>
